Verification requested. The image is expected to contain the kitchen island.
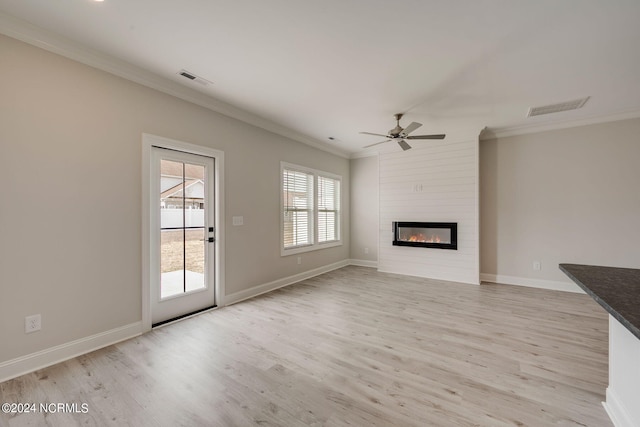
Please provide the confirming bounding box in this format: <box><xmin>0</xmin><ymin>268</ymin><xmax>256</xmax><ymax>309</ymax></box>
<box><xmin>560</xmin><ymin>264</ymin><xmax>640</xmax><ymax>427</ymax></box>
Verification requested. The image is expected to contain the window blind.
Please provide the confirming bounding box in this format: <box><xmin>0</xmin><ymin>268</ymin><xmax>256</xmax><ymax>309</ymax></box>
<box><xmin>283</xmin><ymin>168</ymin><xmax>314</xmax><ymax>248</ymax></box>
<box><xmin>317</xmin><ymin>175</ymin><xmax>340</xmax><ymax>243</ymax></box>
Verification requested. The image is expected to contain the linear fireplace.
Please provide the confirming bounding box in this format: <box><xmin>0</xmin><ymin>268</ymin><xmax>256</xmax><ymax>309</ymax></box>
<box><xmin>393</xmin><ymin>222</ymin><xmax>457</xmax><ymax>250</ymax></box>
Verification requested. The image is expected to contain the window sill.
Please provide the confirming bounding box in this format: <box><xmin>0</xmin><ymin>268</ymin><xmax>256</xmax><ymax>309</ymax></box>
<box><xmin>281</xmin><ymin>240</ymin><xmax>342</xmax><ymax>257</ymax></box>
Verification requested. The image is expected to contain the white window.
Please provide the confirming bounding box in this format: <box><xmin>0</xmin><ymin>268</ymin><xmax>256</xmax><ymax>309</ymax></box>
<box><xmin>317</xmin><ymin>175</ymin><xmax>340</xmax><ymax>243</ymax></box>
<box><xmin>281</xmin><ymin>162</ymin><xmax>342</xmax><ymax>255</ymax></box>
<box><xmin>282</xmin><ymin>168</ymin><xmax>314</xmax><ymax>249</ymax></box>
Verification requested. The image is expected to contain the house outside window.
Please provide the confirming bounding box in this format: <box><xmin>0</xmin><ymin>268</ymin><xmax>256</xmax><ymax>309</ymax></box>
<box><xmin>281</xmin><ymin>162</ymin><xmax>342</xmax><ymax>255</ymax></box>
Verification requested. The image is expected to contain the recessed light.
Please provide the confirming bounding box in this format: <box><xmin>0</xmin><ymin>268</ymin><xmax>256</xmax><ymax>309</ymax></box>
<box><xmin>328</xmin><ymin>137</ymin><xmax>335</xmax><ymax>140</ymax></box>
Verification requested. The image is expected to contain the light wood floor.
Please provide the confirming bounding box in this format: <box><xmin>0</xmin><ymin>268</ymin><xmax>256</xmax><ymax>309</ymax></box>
<box><xmin>1</xmin><ymin>266</ymin><xmax>612</xmax><ymax>426</ymax></box>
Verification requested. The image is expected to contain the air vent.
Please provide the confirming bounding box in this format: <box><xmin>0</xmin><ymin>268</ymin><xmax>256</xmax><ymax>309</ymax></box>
<box><xmin>177</xmin><ymin>69</ymin><xmax>213</xmax><ymax>86</ymax></box>
<box><xmin>527</xmin><ymin>97</ymin><xmax>590</xmax><ymax>117</ymax></box>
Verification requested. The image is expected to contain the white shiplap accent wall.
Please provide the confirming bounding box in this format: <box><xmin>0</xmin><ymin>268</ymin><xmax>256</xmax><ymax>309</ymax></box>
<box><xmin>378</xmin><ymin>138</ymin><xmax>479</xmax><ymax>284</ymax></box>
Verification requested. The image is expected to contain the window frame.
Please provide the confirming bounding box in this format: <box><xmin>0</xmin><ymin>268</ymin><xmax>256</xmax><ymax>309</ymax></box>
<box><xmin>280</xmin><ymin>162</ymin><xmax>342</xmax><ymax>256</ymax></box>
<box><xmin>282</xmin><ymin>166</ymin><xmax>314</xmax><ymax>251</ymax></box>
<box><xmin>316</xmin><ymin>174</ymin><xmax>341</xmax><ymax>244</ymax></box>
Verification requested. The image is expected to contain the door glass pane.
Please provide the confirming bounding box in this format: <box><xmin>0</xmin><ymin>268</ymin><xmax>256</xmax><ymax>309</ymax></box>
<box><xmin>185</xmin><ymin>228</ymin><xmax>205</xmax><ymax>292</ymax></box>
<box><xmin>184</xmin><ymin>163</ymin><xmax>206</xmax><ymax>293</ymax></box>
<box><xmin>160</xmin><ymin>160</ymin><xmax>185</xmax><ymax>228</ymax></box>
<box><xmin>161</xmin><ymin>229</ymin><xmax>185</xmax><ymax>298</ymax></box>
<box><xmin>159</xmin><ymin>160</ymin><xmax>206</xmax><ymax>299</ymax></box>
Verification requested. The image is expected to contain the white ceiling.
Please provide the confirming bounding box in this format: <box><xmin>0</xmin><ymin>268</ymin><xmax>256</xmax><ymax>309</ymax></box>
<box><xmin>2</xmin><ymin>0</ymin><xmax>640</xmax><ymax>157</ymax></box>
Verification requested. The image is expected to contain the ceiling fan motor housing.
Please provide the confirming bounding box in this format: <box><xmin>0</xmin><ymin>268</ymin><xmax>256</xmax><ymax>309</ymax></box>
<box><xmin>389</xmin><ymin>125</ymin><xmax>403</xmax><ymax>137</ymax></box>
<box><xmin>390</xmin><ymin>113</ymin><xmax>404</xmax><ymax>136</ymax></box>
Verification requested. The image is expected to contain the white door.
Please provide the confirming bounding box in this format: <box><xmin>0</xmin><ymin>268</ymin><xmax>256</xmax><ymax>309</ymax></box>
<box><xmin>150</xmin><ymin>147</ymin><xmax>216</xmax><ymax>325</ymax></box>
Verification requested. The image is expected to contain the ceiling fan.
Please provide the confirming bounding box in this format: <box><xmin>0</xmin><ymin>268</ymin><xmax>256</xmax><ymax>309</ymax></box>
<box><xmin>361</xmin><ymin>113</ymin><xmax>445</xmax><ymax>151</ymax></box>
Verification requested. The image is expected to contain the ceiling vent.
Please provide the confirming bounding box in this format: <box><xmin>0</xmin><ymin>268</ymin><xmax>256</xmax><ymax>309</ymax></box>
<box><xmin>177</xmin><ymin>69</ymin><xmax>213</xmax><ymax>86</ymax></box>
<box><xmin>527</xmin><ymin>97</ymin><xmax>590</xmax><ymax>117</ymax></box>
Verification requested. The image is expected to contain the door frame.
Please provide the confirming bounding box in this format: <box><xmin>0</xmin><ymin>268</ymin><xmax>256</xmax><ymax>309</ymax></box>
<box><xmin>150</xmin><ymin>147</ymin><xmax>215</xmax><ymax>325</ymax></box>
<box><xmin>142</xmin><ymin>133</ymin><xmax>225</xmax><ymax>332</ymax></box>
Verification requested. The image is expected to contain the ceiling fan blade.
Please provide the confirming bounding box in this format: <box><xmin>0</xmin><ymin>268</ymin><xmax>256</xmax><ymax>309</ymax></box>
<box><xmin>363</xmin><ymin>139</ymin><xmax>391</xmax><ymax>148</ymax></box>
<box><xmin>406</xmin><ymin>134</ymin><xmax>446</xmax><ymax>140</ymax></box>
<box><xmin>360</xmin><ymin>131</ymin><xmax>389</xmax><ymax>138</ymax></box>
<box><xmin>402</xmin><ymin>122</ymin><xmax>422</xmax><ymax>135</ymax></box>
<box><xmin>397</xmin><ymin>139</ymin><xmax>412</xmax><ymax>151</ymax></box>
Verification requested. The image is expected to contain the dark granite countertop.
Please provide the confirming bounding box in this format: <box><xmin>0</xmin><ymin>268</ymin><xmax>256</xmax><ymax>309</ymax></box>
<box><xmin>560</xmin><ymin>263</ymin><xmax>640</xmax><ymax>340</ymax></box>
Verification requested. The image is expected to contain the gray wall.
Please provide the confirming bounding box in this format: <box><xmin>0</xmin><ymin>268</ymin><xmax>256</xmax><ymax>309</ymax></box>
<box><xmin>0</xmin><ymin>34</ymin><xmax>349</xmax><ymax>363</ymax></box>
<box><xmin>480</xmin><ymin>118</ymin><xmax>640</xmax><ymax>283</ymax></box>
<box><xmin>349</xmin><ymin>156</ymin><xmax>378</xmax><ymax>262</ymax></box>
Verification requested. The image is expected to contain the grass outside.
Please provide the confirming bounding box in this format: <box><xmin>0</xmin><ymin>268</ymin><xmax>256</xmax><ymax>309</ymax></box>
<box><xmin>161</xmin><ymin>229</ymin><xmax>205</xmax><ymax>274</ymax></box>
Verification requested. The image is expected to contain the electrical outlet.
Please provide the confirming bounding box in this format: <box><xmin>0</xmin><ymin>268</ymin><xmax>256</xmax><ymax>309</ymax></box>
<box><xmin>297</xmin><ymin>256</ymin><xmax>301</xmax><ymax>265</ymax></box>
<box><xmin>533</xmin><ymin>261</ymin><xmax>541</xmax><ymax>271</ymax></box>
<box><xmin>25</xmin><ymin>314</ymin><xmax>41</xmax><ymax>334</ymax></box>
<box><xmin>364</xmin><ymin>247</ymin><xmax>369</xmax><ymax>254</ymax></box>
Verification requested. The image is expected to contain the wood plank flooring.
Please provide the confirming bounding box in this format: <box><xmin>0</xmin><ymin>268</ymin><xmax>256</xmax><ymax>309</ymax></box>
<box><xmin>0</xmin><ymin>266</ymin><xmax>612</xmax><ymax>426</ymax></box>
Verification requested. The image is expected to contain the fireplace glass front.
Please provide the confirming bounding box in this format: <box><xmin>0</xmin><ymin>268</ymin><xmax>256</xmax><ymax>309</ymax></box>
<box><xmin>393</xmin><ymin>222</ymin><xmax>457</xmax><ymax>250</ymax></box>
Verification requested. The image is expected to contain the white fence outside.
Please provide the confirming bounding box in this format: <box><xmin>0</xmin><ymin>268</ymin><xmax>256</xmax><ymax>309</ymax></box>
<box><xmin>161</xmin><ymin>208</ymin><xmax>205</xmax><ymax>228</ymax></box>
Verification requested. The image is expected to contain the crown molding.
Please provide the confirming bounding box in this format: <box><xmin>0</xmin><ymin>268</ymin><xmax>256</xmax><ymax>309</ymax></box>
<box><xmin>482</xmin><ymin>108</ymin><xmax>640</xmax><ymax>140</ymax></box>
<box><xmin>0</xmin><ymin>12</ymin><xmax>350</xmax><ymax>159</ymax></box>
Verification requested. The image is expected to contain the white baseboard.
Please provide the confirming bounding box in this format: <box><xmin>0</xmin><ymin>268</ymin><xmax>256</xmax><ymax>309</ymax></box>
<box><xmin>0</xmin><ymin>322</ymin><xmax>142</xmax><ymax>384</ymax></box>
<box><xmin>480</xmin><ymin>273</ymin><xmax>584</xmax><ymax>293</ymax></box>
<box><xmin>604</xmin><ymin>387</ymin><xmax>635</xmax><ymax>427</ymax></box>
<box><xmin>225</xmin><ymin>259</ymin><xmax>350</xmax><ymax>305</ymax></box>
<box><xmin>349</xmin><ymin>259</ymin><xmax>378</xmax><ymax>268</ymax></box>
